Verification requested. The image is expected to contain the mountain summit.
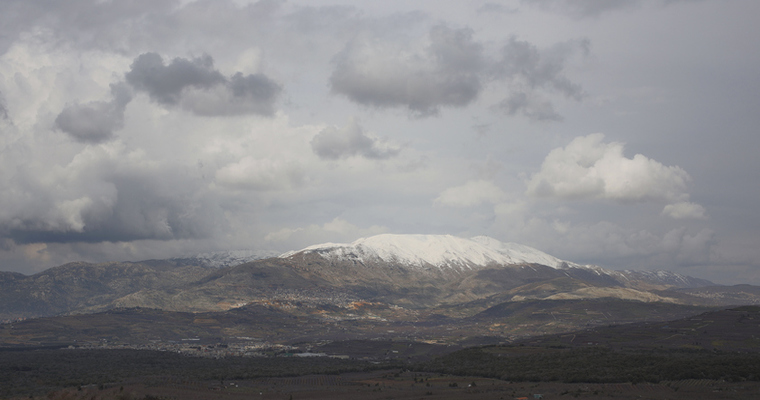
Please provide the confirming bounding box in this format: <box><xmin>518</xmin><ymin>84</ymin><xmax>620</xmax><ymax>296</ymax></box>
<box><xmin>280</xmin><ymin>234</ymin><xmax>566</xmax><ymax>270</ymax></box>
<box><xmin>279</xmin><ymin>233</ymin><xmax>712</xmax><ymax>292</ymax></box>
<box><xmin>0</xmin><ymin>233</ymin><xmax>720</xmax><ymax>321</ymax></box>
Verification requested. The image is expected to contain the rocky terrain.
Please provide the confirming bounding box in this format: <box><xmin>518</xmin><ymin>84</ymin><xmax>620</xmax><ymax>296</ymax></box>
<box><xmin>0</xmin><ymin>234</ymin><xmax>753</xmax><ymax>323</ymax></box>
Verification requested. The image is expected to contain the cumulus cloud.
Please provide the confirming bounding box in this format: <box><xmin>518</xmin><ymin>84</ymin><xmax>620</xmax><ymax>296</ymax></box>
<box><xmin>54</xmin><ymin>52</ymin><xmax>282</xmax><ymax>143</ymax></box>
<box><xmin>662</xmin><ymin>201</ymin><xmax>707</xmax><ymax>220</ymax></box>
<box><xmin>54</xmin><ymin>83</ymin><xmax>132</xmax><ymax>143</ymax></box>
<box><xmin>329</xmin><ymin>25</ymin><xmax>585</xmax><ymax>120</ymax></box>
<box><xmin>329</xmin><ymin>25</ymin><xmax>484</xmax><ymax>116</ymax></box>
<box><xmin>125</xmin><ymin>53</ymin><xmax>225</xmax><ymax>105</ymax></box>
<box><xmin>311</xmin><ymin>118</ymin><xmax>400</xmax><ymax>160</ymax></box>
<box><xmin>1</xmin><ymin>144</ymin><xmax>222</xmax><ymax>244</ymax></box>
<box><xmin>526</xmin><ymin>133</ymin><xmax>693</xmax><ymax>203</ymax></box>
<box><xmin>125</xmin><ymin>52</ymin><xmax>281</xmax><ymax>116</ymax></box>
<box><xmin>435</xmin><ymin>180</ymin><xmax>507</xmax><ymax>207</ymax></box>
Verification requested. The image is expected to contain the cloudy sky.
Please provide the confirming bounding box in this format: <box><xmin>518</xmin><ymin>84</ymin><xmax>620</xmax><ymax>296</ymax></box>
<box><xmin>1</xmin><ymin>0</ymin><xmax>758</xmax><ymax>284</ymax></box>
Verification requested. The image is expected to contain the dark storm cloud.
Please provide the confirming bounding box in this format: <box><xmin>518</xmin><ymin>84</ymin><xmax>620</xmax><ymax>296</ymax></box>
<box><xmin>329</xmin><ymin>25</ymin><xmax>484</xmax><ymax>116</ymax></box>
<box><xmin>311</xmin><ymin>119</ymin><xmax>400</xmax><ymax>160</ymax></box>
<box><xmin>125</xmin><ymin>52</ymin><xmax>282</xmax><ymax>116</ymax></box>
<box><xmin>3</xmin><ymin>163</ymin><xmax>222</xmax><ymax>245</ymax></box>
<box><xmin>54</xmin><ymin>83</ymin><xmax>132</xmax><ymax>143</ymax></box>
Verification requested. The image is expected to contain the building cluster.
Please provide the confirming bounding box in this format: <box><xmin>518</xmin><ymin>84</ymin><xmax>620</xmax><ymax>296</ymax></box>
<box><xmin>73</xmin><ymin>338</ymin><xmax>301</xmax><ymax>358</ymax></box>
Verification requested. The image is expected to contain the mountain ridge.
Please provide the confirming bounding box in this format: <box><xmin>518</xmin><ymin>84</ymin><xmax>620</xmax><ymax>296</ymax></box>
<box><xmin>280</xmin><ymin>234</ymin><xmax>712</xmax><ymax>289</ymax></box>
<box><xmin>0</xmin><ymin>233</ymin><xmax>742</xmax><ymax>322</ymax></box>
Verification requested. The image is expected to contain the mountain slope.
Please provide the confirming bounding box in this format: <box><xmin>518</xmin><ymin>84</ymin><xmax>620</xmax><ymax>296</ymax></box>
<box><xmin>280</xmin><ymin>234</ymin><xmax>711</xmax><ymax>290</ymax></box>
<box><xmin>0</xmin><ymin>233</ymin><xmax>738</xmax><ymax>321</ymax></box>
<box><xmin>0</xmin><ymin>262</ymin><xmax>212</xmax><ymax>321</ymax></box>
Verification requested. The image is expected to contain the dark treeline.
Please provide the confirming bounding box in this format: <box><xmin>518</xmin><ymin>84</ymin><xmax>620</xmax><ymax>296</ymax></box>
<box><xmin>414</xmin><ymin>346</ymin><xmax>760</xmax><ymax>383</ymax></box>
<box><xmin>0</xmin><ymin>349</ymin><xmax>400</xmax><ymax>397</ymax></box>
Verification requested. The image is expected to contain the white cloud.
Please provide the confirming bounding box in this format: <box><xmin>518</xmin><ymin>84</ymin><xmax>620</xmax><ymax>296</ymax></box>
<box><xmin>662</xmin><ymin>201</ymin><xmax>707</xmax><ymax>220</ymax></box>
<box><xmin>526</xmin><ymin>133</ymin><xmax>691</xmax><ymax>203</ymax></box>
<box><xmin>435</xmin><ymin>180</ymin><xmax>507</xmax><ymax>207</ymax></box>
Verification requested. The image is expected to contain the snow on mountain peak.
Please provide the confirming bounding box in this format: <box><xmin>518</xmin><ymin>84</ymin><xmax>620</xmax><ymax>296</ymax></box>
<box><xmin>280</xmin><ymin>233</ymin><xmax>567</xmax><ymax>270</ymax></box>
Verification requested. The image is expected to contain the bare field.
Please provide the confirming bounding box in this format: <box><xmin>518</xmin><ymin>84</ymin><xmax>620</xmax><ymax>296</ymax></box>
<box><xmin>30</xmin><ymin>371</ymin><xmax>760</xmax><ymax>400</ymax></box>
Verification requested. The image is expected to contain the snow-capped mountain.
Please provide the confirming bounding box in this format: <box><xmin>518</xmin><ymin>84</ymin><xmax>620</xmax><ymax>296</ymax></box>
<box><xmin>280</xmin><ymin>234</ymin><xmax>566</xmax><ymax>270</ymax></box>
<box><xmin>280</xmin><ymin>233</ymin><xmax>711</xmax><ymax>289</ymax></box>
<box><xmin>0</xmin><ymin>234</ymin><xmax>726</xmax><ymax>321</ymax></box>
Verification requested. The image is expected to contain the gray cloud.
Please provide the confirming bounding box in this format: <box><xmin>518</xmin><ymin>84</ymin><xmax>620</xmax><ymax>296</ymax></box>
<box><xmin>54</xmin><ymin>51</ymin><xmax>283</xmax><ymax>133</ymax></box>
<box><xmin>329</xmin><ymin>25</ymin><xmax>484</xmax><ymax>116</ymax></box>
<box><xmin>523</xmin><ymin>0</ymin><xmax>706</xmax><ymax>18</ymax></box>
<box><xmin>3</xmin><ymin>156</ymin><xmax>222</xmax><ymax>245</ymax></box>
<box><xmin>523</xmin><ymin>0</ymin><xmax>641</xmax><ymax>18</ymax></box>
<box><xmin>491</xmin><ymin>37</ymin><xmax>588</xmax><ymax>120</ymax></box>
<box><xmin>54</xmin><ymin>83</ymin><xmax>132</xmax><ymax>143</ymax></box>
<box><xmin>329</xmin><ymin>25</ymin><xmax>585</xmax><ymax>121</ymax></box>
<box><xmin>477</xmin><ymin>3</ymin><xmax>519</xmax><ymax>14</ymax></box>
<box><xmin>311</xmin><ymin>119</ymin><xmax>400</xmax><ymax>160</ymax></box>
<box><xmin>125</xmin><ymin>52</ymin><xmax>281</xmax><ymax>116</ymax></box>
<box><xmin>0</xmin><ymin>0</ymin><xmax>178</xmax><ymax>55</ymax></box>
<box><xmin>494</xmin><ymin>37</ymin><xmax>587</xmax><ymax>99</ymax></box>
<box><xmin>0</xmin><ymin>91</ymin><xmax>7</xmax><ymax>120</ymax></box>
<box><xmin>498</xmin><ymin>91</ymin><xmax>562</xmax><ymax>121</ymax></box>
<box><xmin>125</xmin><ymin>53</ymin><xmax>226</xmax><ymax>106</ymax></box>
